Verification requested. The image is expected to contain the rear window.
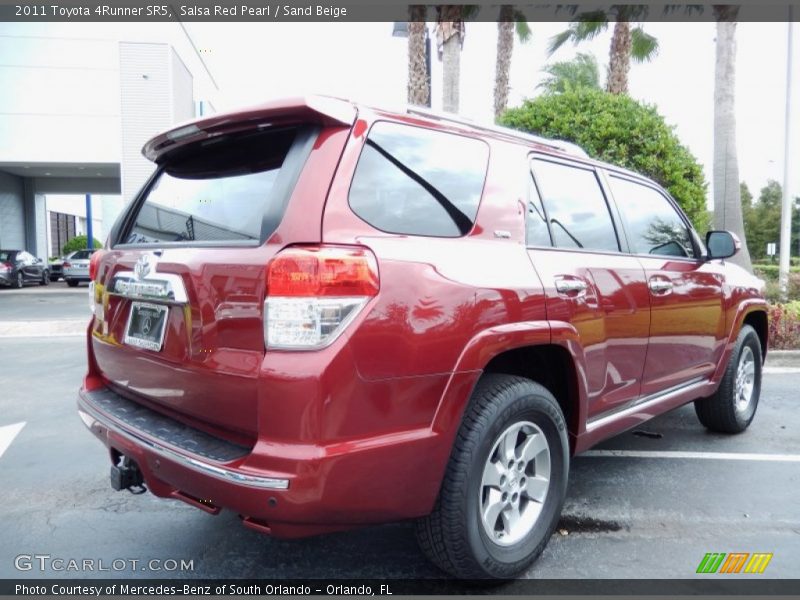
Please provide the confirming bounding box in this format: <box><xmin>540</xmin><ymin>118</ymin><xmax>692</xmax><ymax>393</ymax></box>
<box><xmin>71</xmin><ymin>250</ymin><xmax>94</xmax><ymax>259</ymax></box>
<box><xmin>348</xmin><ymin>122</ymin><xmax>489</xmax><ymax>237</ymax></box>
<box><xmin>123</xmin><ymin>127</ymin><xmax>300</xmax><ymax>245</ymax></box>
<box><xmin>0</xmin><ymin>251</ymin><xmax>17</xmax><ymax>262</ymax></box>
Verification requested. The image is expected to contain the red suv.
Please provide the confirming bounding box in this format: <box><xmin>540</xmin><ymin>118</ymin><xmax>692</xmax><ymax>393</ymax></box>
<box><xmin>78</xmin><ymin>96</ymin><xmax>768</xmax><ymax>578</ymax></box>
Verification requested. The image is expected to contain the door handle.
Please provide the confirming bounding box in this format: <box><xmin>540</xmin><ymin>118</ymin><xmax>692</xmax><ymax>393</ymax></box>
<box><xmin>555</xmin><ymin>277</ymin><xmax>588</xmax><ymax>296</ymax></box>
<box><xmin>648</xmin><ymin>279</ymin><xmax>673</xmax><ymax>294</ymax></box>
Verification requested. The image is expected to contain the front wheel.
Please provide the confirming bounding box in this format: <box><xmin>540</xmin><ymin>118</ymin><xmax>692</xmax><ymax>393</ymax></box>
<box><xmin>66</xmin><ymin>279</ymin><xmax>79</xmax><ymax>288</ymax></box>
<box><xmin>14</xmin><ymin>272</ymin><xmax>23</xmax><ymax>289</ymax></box>
<box><xmin>416</xmin><ymin>374</ymin><xmax>569</xmax><ymax>579</ymax></box>
<box><xmin>694</xmin><ymin>324</ymin><xmax>762</xmax><ymax>433</ymax></box>
<box><xmin>40</xmin><ymin>270</ymin><xmax>49</xmax><ymax>286</ymax></box>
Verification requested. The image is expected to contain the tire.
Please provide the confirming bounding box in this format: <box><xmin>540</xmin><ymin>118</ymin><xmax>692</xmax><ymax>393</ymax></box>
<box><xmin>40</xmin><ymin>270</ymin><xmax>49</xmax><ymax>286</ymax></box>
<box><xmin>694</xmin><ymin>324</ymin><xmax>762</xmax><ymax>433</ymax></box>
<box><xmin>415</xmin><ymin>374</ymin><xmax>569</xmax><ymax>579</ymax></box>
<box><xmin>14</xmin><ymin>272</ymin><xmax>23</xmax><ymax>289</ymax></box>
<box><xmin>66</xmin><ymin>279</ymin><xmax>79</xmax><ymax>288</ymax></box>
<box><xmin>49</xmin><ymin>275</ymin><xmax>59</xmax><ymax>282</ymax></box>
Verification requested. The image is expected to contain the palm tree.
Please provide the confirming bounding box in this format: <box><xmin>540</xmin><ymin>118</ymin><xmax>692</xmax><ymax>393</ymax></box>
<box><xmin>548</xmin><ymin>7</ymin><xmax>658</xmax><ymax>95</ymax></box>
<box><xmin>433</xmin><ymin>5</ymin><xmax>480</xmax><ymax>113</ymax></box>
<box><xmin>538</xmin><ymin>52</ymin><xmax>601</xmax><ymax>94</ymax></box>
<box><xmin>712</xmin><ymin>4</ymin><xmax>752</xmax><ymax>270</ymax></box>
<box><xmin>407</xmin><ymin>5</ymin><xmax>429</xmax><ymax>106</ymax></box>
<box><xmin>435</xmin><ymin>5</ymin><xmax>467</xmax><ymax>113</ymax></box>
<box><xmin>493</xmin><ymin>5</ymin><xmax>531</xmax><ymax>119</ymax></box>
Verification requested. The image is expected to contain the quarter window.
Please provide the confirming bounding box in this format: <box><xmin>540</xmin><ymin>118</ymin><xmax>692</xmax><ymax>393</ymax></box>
<box><xmin>608</xmin><ymin>176</ymin><xmax>696</xmax><ymax>258</ymax></box>
<box><xmin>348</xmin><ymin>122</ymin><xmax>489</xmax><ymax>237</ymax></box>
<box><xmin>531</xmin><ymin>160</ymin><xmax>619</xmax><ymax>252</ymax></box>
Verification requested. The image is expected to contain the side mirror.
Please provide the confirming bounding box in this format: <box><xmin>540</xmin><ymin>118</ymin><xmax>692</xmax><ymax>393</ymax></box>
<box><xmin>706</xmin><ymin>230</ymin><xmax>740</xmax><ymax>260</ymax></box>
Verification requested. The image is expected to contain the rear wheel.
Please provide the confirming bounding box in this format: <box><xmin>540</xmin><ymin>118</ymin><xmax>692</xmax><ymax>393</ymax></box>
<box><xmin>694</xmin><ymin>324</ymin><xmax>762</xmax><ymax>433</ymax></box>
<box><xmin>66</xmin><ymin>279</ymin><xmax>79</xmax><ymax>287</ymax></box>
<box><xmin>416</xmin><ymin>374</ymin><xmax>569</xmax><ymax>579</ymax></box>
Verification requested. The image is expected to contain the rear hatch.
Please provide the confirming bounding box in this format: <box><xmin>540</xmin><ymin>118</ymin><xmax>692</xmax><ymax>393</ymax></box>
<box><xmin>89</xmin><ymin>98</ymin><xmax>355</xmax><ymax>443</ymax></box>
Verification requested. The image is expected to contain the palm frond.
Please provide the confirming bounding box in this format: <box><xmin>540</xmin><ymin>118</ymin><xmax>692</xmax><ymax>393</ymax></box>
<box><xmin>547</xmin><ymin>28</ymin><xmax>575</xmax><ymax>55</ymax></box>
<box><xmin>630</xmin><ymin>26</ymin><xmax>659</xmax><ymax>62</ymax></box>
<box><xmin>513</xmin><ymin>11</ymin><xmax>532</xmax><ymax>43</ymax></box>
<box><xmin>663</xmin><ymin>4</ymin><xmax>705</xmax><ymax>16</ymax></box>
<box><xmin>573</xmin><ymin>12</ymin><xmax>609</xmax><ymax>40</ymax></box>
<box><xmin>461</xmin><ymin>5</ymin><xmax>481</xmax><ymax>20</ymax></box>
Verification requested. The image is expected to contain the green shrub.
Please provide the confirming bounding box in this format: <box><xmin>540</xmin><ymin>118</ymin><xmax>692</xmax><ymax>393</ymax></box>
<box><xmin>499</xmin><ymin>88</ymin><xmax>709</xmax><ymax>231</ymax></box>
<box><xmin>62</xmin><ymin>235</ymin><xmax>103</xmax><ymax>255</ymax></box>
<box><xmin>752</xmin><ymin>264</ymin><xmax>800</xmax><ymax>282</ymax></box>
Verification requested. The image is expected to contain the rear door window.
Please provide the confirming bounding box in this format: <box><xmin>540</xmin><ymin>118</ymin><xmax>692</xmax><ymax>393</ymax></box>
<box><xmin>122</xmin><ymin>126</ymin><xmax>307</xmax><ymax>245</ymax></box>
<box><xmin>531</xmin><ymin>159</ymin><xmax>620</xmax><ymax>252</ymax></box>
<box><xmin>348</xmin><ymin>122</ymin><xmax>489</xmax><ymax>237</ymax></box>
<box><xmin>608</xmin><ymin>175</ymin><xmax>696</xmax><ymax>258</ymax></box>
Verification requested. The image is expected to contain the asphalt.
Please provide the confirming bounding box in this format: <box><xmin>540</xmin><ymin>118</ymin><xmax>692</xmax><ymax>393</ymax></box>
<box><xmin>0</xmin><ymin>290</ymin><xmax>798</xmax><ymax>583</ymax></box>
<box><xmin>0</xmin><ymin>283</ymin><xmax>90</xmax><ymax>321</ymax></box>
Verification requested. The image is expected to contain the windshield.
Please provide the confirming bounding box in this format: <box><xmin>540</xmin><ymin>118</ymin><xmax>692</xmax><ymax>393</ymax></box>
<box><xmin>124</xmin><ymin>126</ymin><xmax>299</xmax><ymax>245</ymax></box>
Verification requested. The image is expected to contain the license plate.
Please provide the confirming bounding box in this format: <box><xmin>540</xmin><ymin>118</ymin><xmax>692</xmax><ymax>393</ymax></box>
<box><xmin>124</xmin><ymin>301</ymin><xmax>168</xmax><ymax>351</ymax></box>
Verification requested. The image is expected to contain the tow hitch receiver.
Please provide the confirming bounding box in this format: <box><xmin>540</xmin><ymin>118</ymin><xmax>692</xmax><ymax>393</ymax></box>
<box><xmin>110</xmin><ymin>456</ymin><xmax>146</xmax><ymax>494</ymax></box>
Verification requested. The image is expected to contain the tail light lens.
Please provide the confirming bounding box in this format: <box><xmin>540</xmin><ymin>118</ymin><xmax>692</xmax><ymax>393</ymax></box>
<box><xmin>265</xmin><ymin>245</ymin><xmax>379</xmax><ymax>350</ymax></box>
<box><xmin>88</xmin><ymin>250</ymin><xmax>106</xmax><ymax>281</ymax></box>
<box><xmin>88</xmin><ymin>250</ymin><xmax>106</xmax><ymax>317</ymax></box>
<box><xmin>62</xmin><ymin>262</ymin><xmax>71</xmax><ymax>268</ymax></box>
<box><xmin>0</xmin><ymin>262</ymin><xmax>10</xmax><ymax>272</ymax></box>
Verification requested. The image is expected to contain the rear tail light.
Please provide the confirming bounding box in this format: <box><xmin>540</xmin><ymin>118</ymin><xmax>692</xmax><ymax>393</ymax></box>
<box><xmin>89</xmin><ymin>250</ymin><xmax>106</xmax><ymax>281</ymax></box>
<box><xmin>265</xmin><ymin>245</ymin><xmax>379</xmax><ymax>350</ymax></box>
<box><xmin>88</xmin><ymin>250</ymin><xmax>107</xmax><ymax>317</ymax></box>
<box><xmin>62</xmin><ymin>262</ymin><xmax>71</xmax><ymax>268</ymax></box>
<box><xmin>0</xmin><ymin>262</ymin><xmax>10</xmax><ymax>272</ymax></box>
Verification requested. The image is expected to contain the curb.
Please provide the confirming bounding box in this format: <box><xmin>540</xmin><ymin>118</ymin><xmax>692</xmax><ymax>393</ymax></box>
<box><xmin>766</xmin><ymin>350</ymin><xmax>800</xmax><ymax>368</ymax></box>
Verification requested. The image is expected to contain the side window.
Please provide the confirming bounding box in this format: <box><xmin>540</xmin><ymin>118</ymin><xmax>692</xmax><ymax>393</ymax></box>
<box><xmin>526</xmin><ymin>173</ymin><xmax>552</xmax><ymax>247</ymax></box>
<box><xmin>531</xmin><ymin>159</ymin><xmax>619</xmax><ymax>252</ymax></box>
<box><xmin>608</xmin><ymin>176</ymin><xmax>696</xmax><ymax>258</ymax></box>
<box><xmin>348</xmin><ymin>122</ymin><xmax>489</xmax><ymax>237</ymax></box>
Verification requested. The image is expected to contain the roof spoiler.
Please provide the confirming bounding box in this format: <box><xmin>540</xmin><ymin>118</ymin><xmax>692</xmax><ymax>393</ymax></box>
<box><xmin>142</xmin><ymin>95</ymin><xmax>357</xmax><ymax>162</ymax></box>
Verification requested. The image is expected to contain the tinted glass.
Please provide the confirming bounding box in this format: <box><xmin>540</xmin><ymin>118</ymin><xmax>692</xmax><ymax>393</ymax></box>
<box><xmin>531</xmin><ymin>160</ymin><xmax>619</xmax><ymax>252</ymax></box>
<box><xmin>526</xmin><ymin>173</ymin><xmax>552</xmax><ymax>247</ymax></box>
<box><xmin>125</xmin><ymin>127</ymin><xmax>297</xmax><ymax>244</ymax></box>
<box><xmin>609</xmin><ymin>176</ymin><xmax>696</xmax><ymax>258</ymax></box>
<box><xmin>72</xmin><ymin>250</ymin><xmax>94</xmax><ymax>259</ymax></box>
<box><xmin>0</xmin><ymin>251</ymin><xmax>18</xmax><ymax>262</ymax></box>
<box><xmin>349</xmin><ymin>122</ymin><xmax>489</xmax><ymax>237</ymax></box>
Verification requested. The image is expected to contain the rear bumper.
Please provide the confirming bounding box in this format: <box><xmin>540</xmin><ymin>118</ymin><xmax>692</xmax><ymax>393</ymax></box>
<box><xmin>77</xmin><ymin>384</ymin><xmax>448</xmax><ymax>537</ymax></box>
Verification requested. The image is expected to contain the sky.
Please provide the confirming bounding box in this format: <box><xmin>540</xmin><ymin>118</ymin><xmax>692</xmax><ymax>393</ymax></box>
<box><xmin>185</xmin><ymin>20</ymin><xmax>800</xmax><ymax>207</ymax></box>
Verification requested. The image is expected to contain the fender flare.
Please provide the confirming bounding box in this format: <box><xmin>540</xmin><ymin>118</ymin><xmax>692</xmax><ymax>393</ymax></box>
<box><xmin>431</xmin><ymin>320</ymin><xmax>590</xmax><ymax>439</ymax></box>
<box><xmin>711</xmin><ymin>299</ymin><xmax>769</xmax><ymax>385</ymax></box>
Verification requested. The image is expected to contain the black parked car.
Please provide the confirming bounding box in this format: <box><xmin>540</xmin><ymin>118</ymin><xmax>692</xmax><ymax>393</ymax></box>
<box><xmin>0</xmin><ymin>249</ymin><xmax>50</xmax><ymax>288</ymax></box>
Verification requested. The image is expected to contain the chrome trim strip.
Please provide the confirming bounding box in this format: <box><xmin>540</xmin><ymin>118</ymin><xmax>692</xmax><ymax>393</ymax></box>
<box><xmin>78</xmin><ymin>397</ymin><xmax>290</xmax><ymax>490</ymax></box>
<box><xmin>586</xmin><ymin>377</ymin><xmax>707</xmax><ymax>432</ymax></box>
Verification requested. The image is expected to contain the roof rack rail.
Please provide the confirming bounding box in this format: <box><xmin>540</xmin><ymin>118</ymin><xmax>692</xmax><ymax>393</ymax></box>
<box><xmin>405</xmin><ymin>106</ymin><xmax>589</xmax><ymax>158</ymax></box>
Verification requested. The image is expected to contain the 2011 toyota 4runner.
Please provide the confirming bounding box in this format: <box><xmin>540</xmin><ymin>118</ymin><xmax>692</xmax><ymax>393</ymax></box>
<box><xmin>78</xmin><ymin>96</ymin><xmax>768</xmax><ymax>579</ymax></box>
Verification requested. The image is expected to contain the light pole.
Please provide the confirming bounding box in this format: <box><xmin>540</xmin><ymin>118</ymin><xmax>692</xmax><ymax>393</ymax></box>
<box><xmin>779</xmin><ymin>8</ymin><xmax>794</xmax><ymax>299</ymax></box>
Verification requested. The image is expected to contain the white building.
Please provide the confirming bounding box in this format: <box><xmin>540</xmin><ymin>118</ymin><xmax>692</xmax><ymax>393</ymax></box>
<box><xmin>0</xmin><ymin>23</ymin><xmax>219</xmax><ymax>258</ymax></box>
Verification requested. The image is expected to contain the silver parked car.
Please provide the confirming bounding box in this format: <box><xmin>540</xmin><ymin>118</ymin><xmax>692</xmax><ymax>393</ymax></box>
<box><xmin>63</xmin><ymin>249</ymin><xmax>97</xmax><ymax>287</ymax></box>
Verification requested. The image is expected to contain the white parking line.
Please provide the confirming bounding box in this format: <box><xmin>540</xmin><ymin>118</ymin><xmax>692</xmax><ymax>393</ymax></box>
<box><xmin>581</xmin><ymin>449</ymin><xmax>800</xmax><ymax>463</ymax></box>
<box><xmin>0</xmin><ymin>422</ymin><xmax>26</xmax><ymax>459</ymax></box>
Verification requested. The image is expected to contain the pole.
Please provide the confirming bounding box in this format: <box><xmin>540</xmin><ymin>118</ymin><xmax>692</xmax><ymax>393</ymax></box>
<box><xmin>779</xmin><ymin>8</ymin><xmax>794</xmax><ymax>300</ymax></box>
<box><xmin>85</xmin><ymin>193</ymin><xmax>93</xmax><ymax>250</ymax></box>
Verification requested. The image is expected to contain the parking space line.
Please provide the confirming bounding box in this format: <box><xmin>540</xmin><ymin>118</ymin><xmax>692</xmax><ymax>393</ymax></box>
<box><xmin>0</xmin><ymin>422</ymin><xmax>25</xmax><ymax>459</ymax></box>
<box><xmin>581</xmin><ymin>449</ymin><xmax>800</xmax><ymax>462</ymax></box>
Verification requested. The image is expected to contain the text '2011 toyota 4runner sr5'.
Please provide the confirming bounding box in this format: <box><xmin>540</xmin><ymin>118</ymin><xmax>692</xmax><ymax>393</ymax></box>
<box><xmin>78</xmin><ymin>96</ymin><xmax>768</xmax><ymax>579</ymax></box>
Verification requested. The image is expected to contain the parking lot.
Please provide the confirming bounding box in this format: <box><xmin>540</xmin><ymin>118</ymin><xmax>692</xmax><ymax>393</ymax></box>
<box><xmin>0</xmin><ymin>286</ymin><xmax>798</xmax><ymax>581</ymax></box>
